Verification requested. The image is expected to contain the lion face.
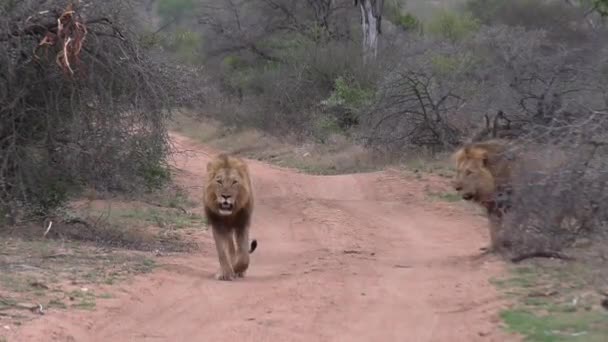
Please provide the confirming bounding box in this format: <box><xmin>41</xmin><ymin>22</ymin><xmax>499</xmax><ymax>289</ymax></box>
<box><xmin>208</xmin><ymin>168</ymin><xmax>245</xmax><ymax>216</ymax></box>
<box><xmin>452</xmin><ymin>145</ymin><xmax>497</xmax><ymax>204</ymax></box>
<box><xmin>205</xmin><ymin>154</ymin><xmax>252</xmax><ymax>217</ymax></box>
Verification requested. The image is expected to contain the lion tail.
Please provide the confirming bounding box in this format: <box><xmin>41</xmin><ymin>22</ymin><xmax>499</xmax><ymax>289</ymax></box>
<box><xmin>249</xmin><ymin>239</ymin><xmax>258</xmax><ymax>253</ymax></box>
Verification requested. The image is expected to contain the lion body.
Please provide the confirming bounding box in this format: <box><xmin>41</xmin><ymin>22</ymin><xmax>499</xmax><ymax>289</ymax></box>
<box><xmin>203</xmin><ymin>153</ymin><xmax>257</xmax><ymax>281</ymax></box>
<box><xmin>451</xmin><ymin>139</ymin><xmax>585</xmax><ymax>252</ymax></box>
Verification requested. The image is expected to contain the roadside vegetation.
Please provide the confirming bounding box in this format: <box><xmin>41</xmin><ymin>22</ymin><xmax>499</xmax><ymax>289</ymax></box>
<box><xmin>2</xmin><ymin>0</ymin><xmax>608</xmax><ymax>338</ymax></box>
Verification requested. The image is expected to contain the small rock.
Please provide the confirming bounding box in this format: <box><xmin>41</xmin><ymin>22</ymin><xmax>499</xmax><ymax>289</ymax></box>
<box><xmin>81</xmin><ymin>287</ymin><xmax>89</xmax><ymax>292</ymax></box>
<box><xmin>3</xmin><ymin>325</ymin><xmax>10</xmax><ymax>330</ymax></box>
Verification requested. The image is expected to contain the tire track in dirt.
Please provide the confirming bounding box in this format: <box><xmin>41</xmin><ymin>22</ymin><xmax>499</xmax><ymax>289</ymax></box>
<box><xmin>8</xmin><ymin>132</ymin><xmax>518</xmax><ymax>342</ymax></box>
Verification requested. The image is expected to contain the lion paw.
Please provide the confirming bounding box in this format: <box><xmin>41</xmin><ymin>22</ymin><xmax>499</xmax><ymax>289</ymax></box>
<box><xmin>235</xmin><ymin>270</ymin><xmax>247</xmax><ymax>278</ymax></box>
<box><xmin>215</xmin><ymin>270</ymin><xmax>235</xmax><ymax>281</ymax></box>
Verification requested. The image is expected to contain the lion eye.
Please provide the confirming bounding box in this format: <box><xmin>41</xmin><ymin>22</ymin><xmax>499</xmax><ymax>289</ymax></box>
<box><xmin>465</xmin><ymin>170</ymin><xmax>473</xmax><ymax>176</ymax></box>
<box><xmin>216</xmin><ymin>179</ymin><xmax>223</xmax><ymax>185</ymax></box>
<box><xmin>232</xmin><ymin>180</ymin><xmax>238</xmax><ymax>185</ymax></box>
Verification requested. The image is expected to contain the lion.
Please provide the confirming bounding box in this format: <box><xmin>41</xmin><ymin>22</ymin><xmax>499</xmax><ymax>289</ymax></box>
<box><xmin>451</xmin><ymin>139</ymin><xmax>517</xmax><ymax>250</ymax></box>
<box><xmin>451</xmin><ymin>139</ymin><xmax>515</xmax><ymax>216</ymax></box>
<box><xmin>203</xmin><ymin>153</ymin><xmax>257</xmax><ymax>281</ymax></box>
<box><xmin>451</xmin><ymin>139</ymin><xmax>591</xmax><ymax>256</ymax></box>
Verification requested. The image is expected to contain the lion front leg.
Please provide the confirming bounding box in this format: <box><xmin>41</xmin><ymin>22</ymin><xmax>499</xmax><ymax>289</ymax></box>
<box><xmin>480</xmin><ymin>214</ymin><xmax>502</xmax><ymax>254</ymax></box>
<box><xmin>212</xmin><ymin>227</ymin><xmax>235</xmax><ymax>281</ymax></box>
<box><xmin>227</xmin><ymin>230</ymin><xmax>237</xmax><ymax>265</ymax></box>
<box><xmin>233</xmin><ymin>225</ymin><xmax>251</xmax><ymax>278</ymax></box>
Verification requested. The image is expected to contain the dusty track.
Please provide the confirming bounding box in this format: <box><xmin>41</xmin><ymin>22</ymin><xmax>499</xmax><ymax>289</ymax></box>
<box><xmin>10</xmin><ymin>133</ymin><xmax>517</xmax><ymax>341</ymax></box>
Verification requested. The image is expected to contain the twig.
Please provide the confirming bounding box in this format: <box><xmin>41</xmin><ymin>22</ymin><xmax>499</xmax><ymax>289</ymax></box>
<box><xmin>43</xmin><ymin>221</ymin><xmax>53</xmax><ymax>237</ymax></box>
<box><xmin>510</xmin><ymin>251</ymin><xmax>574</xmax><ymax>263</ymax></box>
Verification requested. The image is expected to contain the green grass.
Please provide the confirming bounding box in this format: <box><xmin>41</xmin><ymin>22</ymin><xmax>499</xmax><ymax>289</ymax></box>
<box><xmin>425</xmin><ymin>190</ymin><xmax>461</xmax><ymax>202</ymax></box>
<box><xmin>170</xmin><ymin>112</ymin><xmax>390</xmax><ymax>176</ymax></box>
<box><xmin>0</xmin><ymin>297</ymin><xmax>18</xmax><ymax>311</ymax></box>
<box><xmin>430</xmin><ymin>192</ymin><xmax>461</xmax><ymax>202</ymax></box>
<box><xmin>109</xmin><ymin>207</ymin><xmax>205</xmax><ymax>229</ymax></box>
<box><xmin>0</xmin><ymin>184</ymin><xmax>196</xmax><ymax>329</ymax></box>
<box><xmin>0</xmin><ymin>238</ymin><xmax>161</xmax><ymax>326</ymax></box>
<box><xmin>401</xmin><ymin>156</ymin><xmax>454</xmax><ymax>178</ymax></box>
<box><xmin>502</xmin><ymin>309</ymin><xmax>607</xmax><ymax>341</ymax></box>
<box><xmin>495</xmin><ymin>263</ymin><xmax>608</xmax><ymax>341</ymax></box>
<box><xmin>47</xmin><ymin>298</ymin><xmax>68</xmax><ymax>309</ymax></box>
<box><xmin>68</xmin><ymin>289</ymin><xmax>97</xmax><ymax>310</ymax></box>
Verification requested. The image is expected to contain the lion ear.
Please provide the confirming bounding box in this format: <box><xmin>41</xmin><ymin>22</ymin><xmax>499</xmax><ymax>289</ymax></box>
<box><xmin>467</xmin><ymin>147</ymin><xmax>489</xmax><ymax>166</ymax></box>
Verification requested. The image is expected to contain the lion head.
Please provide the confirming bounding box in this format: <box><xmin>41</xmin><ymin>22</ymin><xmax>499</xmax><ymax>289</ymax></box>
<box><xmin>204</xmin><ymin>154</ymin><xmax>252</xmax><ymax>217</ymax></box>
<box><xmin>451</xmin><ymin>140</ymin><xmax>514</xmax><ymax>207</ymax></box>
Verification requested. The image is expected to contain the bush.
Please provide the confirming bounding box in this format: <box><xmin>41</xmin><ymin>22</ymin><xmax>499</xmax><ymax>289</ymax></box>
<box><xmin>385</xmin><ymin>0</ymin><xmax>422</xmax><ymax>33</ymax></box>
<box><xmin>0</xmin><ymin>1</ymin><xmax>194</xmax><ymax>221</ymax></box>
<box><xmin>426</xmin><ymin>10</ymin><xmax>479</xmax><ymax>43</ymax></box>
<box><xmin>464</xmin><ymin>0</ymin><xmax>597</xmax><ymax>44</ymax></box>
<box><xmin>489</xmin><ymin>125</ymin><xmax>608</xmax><ymax>259</ymax></box>
<box><xmin>321</xmin><ymin>75</ymin><xmax>374</xmax><ymax>130</ymax></box>
<box><xmin>156</xmin><ymin>0</ymin><xmax>196</xmax><ymax>23</ymax></box>
<box><xmin>204</xmin><ymin>38</ymin><xmax>375</xmax><ymax>136</ymax></box>
<box><xmin>164</xmin><ymin>29</ymin><xmax>204</xmax><ymax>64</ymax></box>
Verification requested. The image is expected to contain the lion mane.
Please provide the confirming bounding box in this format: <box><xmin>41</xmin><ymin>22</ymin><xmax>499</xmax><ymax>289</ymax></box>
<box><xmin>451</xmin><ymin>139</ymin><xmax>516</xmax><ymax>216</ymax></box>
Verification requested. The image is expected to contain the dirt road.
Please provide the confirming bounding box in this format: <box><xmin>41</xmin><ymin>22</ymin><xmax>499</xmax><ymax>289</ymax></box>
<box><xmin>10</xmin><ymin>133</ymin><xmax>516</xmax><ymax>341</ymax></box>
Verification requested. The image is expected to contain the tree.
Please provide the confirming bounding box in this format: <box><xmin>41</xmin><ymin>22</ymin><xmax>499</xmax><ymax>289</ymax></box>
<box><xmin>156</xmin><ymin>0</ymin><xmax>197</xmax><ymax>32</ymax></box>
<box><xmin>592</xmin><ymin>0</ymin><xmax>608</xmax><ymax>16</ymax></box>
<box><xmin>0</xmin><ymin>0</ymin><xmax>196</xmax><ymax>219</ymax></box>
<box><xmin>355</xmin><ymin>0</ymin><xmax>384</xmax><ymax>62</ymax></box>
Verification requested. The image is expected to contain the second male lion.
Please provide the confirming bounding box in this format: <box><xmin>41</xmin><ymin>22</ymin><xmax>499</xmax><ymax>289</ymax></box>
<box><xmin>451</xmin><ymin>139</ymin><xmax>515</xmax><ymax>217</ymax></box>
<box><xmin>451</xmin><ymin>139</ymin><xmax>580</xmax><ymax>250</ymax></box>
<box><xmin>451</xmin><ymin>139</ymin><xmax>517</xmax><ymax>249</ymax></box>
<box><xmin>203</xmin><ymin>154</ymin><xmax>257</xmax><ymax>281</ymax></box>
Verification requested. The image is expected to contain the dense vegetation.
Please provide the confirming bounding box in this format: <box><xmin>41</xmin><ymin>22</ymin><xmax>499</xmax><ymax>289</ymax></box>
<box><xmin>0</xmin><ymin>0</ymin><xmax>203</xmax><ymax>222</ymax></box>
<box><xmin>151</xmin><ymin>0</ymin><xmax>608</xmax><ymax>257</ymax></box>
<box><xmin>2</xmin><ymin>0</ymin><xmax>608</xmax><ymax>258</ymax></box>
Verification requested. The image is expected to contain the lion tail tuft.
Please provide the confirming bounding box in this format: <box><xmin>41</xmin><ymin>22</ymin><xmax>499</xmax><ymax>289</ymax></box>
<box><xmin>249</xmin><ymin>239</ymin><xmax>258</xmax><ymax>253</ymax></box>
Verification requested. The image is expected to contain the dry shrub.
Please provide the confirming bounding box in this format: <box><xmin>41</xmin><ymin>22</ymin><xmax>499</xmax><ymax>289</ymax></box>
<box><xmin>486</xmin><ymin>111</ymin><xmax>608</xmax><ymax>261</ymax></box>
<box><xmin>0</xmin><ymin>1</ymin><xmax>199</xmax><ymax>222</ymax></box>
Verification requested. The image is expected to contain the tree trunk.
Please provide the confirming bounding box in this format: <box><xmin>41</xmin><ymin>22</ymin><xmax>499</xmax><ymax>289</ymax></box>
<box><xmin>356</xmin><ymin>0</ymin><xmax>383</xmax><ymax>63</ymax></box>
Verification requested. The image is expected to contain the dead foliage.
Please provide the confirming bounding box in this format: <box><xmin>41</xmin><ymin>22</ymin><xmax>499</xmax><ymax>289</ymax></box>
<box><xmin>0</xmin><ymin>1</ymin><xmax>199</xmax><ymax>223</ymax></box>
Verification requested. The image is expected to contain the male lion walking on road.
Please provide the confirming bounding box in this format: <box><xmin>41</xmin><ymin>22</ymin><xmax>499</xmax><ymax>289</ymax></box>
<box><xmin>203</xmin><ymin>154</ymin><xmax>257</xmax><ymax>281</ymax></box>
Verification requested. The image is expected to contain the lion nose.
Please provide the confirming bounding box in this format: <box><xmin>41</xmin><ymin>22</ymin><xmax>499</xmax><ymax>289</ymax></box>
<box><xmin>221</xmin><ymin>195</ymin><xmax>230</xmax><ymax>201</ymax></box>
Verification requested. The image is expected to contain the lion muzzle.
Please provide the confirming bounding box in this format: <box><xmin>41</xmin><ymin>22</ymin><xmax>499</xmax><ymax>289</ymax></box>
<box><xmin>218</xmin><ymin>194</ymin><xmax>235</xmax><ymax>215</ymax></box>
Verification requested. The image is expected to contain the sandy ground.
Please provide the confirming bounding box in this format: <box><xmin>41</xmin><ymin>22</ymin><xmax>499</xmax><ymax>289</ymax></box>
<box><xmin>7</xmin><ymin>133</ymin><xmax>518</xmax><ymax>342</ymax></box>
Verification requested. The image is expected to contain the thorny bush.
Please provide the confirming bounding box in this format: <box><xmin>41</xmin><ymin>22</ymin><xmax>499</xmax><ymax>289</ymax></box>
<box><xmin>362</xmin><ymin>21</ymin><xmax>608</xmax><ymax>259</ymax></box>
<box><xmin>0</xmin><ymin>1</ymin><xmax>198</xmax><ymax>222</ymax></box>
